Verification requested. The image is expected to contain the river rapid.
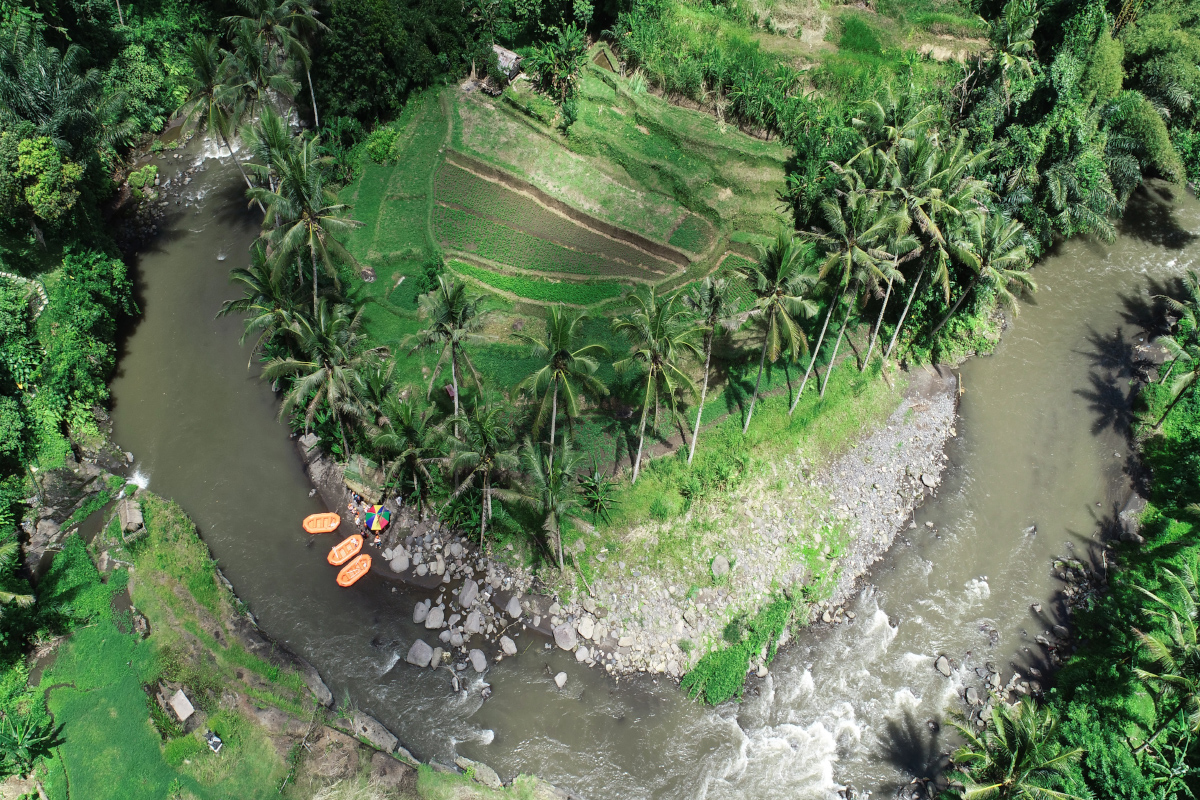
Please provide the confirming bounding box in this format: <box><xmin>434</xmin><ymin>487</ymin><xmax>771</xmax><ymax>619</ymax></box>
<box><xmin>109</xmin><ymin>144</ymin><xmax>1200</xmax><ymax>799</ymax></box>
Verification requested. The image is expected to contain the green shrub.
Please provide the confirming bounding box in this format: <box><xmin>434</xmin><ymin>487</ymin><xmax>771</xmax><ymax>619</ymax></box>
<box><xmin>365</xmin><ymin>124</ymin><xmax>400</xmax><ymax>164</ymax></box>
<box><xmin>681</xmin><ymin>595</ymin><xmax>795</xmax><ymax>704</ymax></box>
<box><xmin>163</xmin><ymin>735</ymin><xmax>204</xmax><ymax>767</ymax></box>
<box><xmin>838</xmin><ymin>17</ymin><xmax>883</xmax><ymax>56</ymax></box>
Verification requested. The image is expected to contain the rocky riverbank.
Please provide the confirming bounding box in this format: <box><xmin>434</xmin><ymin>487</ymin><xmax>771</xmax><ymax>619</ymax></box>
<box><xmin>295</xmin><ymin>365</ymin><xmax>960</xmax><ymax>693</ymax></box>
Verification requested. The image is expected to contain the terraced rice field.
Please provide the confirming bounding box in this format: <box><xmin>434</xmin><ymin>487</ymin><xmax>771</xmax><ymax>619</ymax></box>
<box><xmin>433</xmin><ymin>162</ymin><xmax>679</xmax><ymax>281</ymax></box>
<box><xmin>450</xmin><ymin>260</ymin><xmax>628</xmax><ymax>305</ymax></box>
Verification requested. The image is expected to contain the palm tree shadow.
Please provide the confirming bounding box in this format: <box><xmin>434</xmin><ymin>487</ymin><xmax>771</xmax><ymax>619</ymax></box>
<box><xmin>1118</xmin><ymin>184</ymin><xmax>1199</xmax><ymax>251</ymax></box>
<box><xmin>877</xmin><ymin>709</ymin><xmax>951</xmax><ymax>798</ymax></box>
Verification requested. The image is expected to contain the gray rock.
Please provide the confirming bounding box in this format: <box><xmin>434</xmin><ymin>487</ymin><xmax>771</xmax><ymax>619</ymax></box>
<box><xmin>935</xmin><ymin>656</ymin><xmax>952</xmax><ymax>677</ymax></box>
<box><xmin>295</xmin><ymin>656</ymin><xmax>334</xmax><ymax>707</ymax></box>
<box><xmin>455</xmin><ymin>756</ymin><xmax>502</xmax><ymax>790</ymax></box>
<box><xmin>390</xmin><ymin>552</ymin><xmax>410</xmax><ymax>573</ymax></box>
<box><xmin>469</xmin><ymin>649</ymin><xmax>487</xmax><ymax>673</ymax></box>
<box><xmin>966</xmin><ymin>687</ymin><xmax>981</xmax><ymax>706</ymax></box>
<box><xmin>450</xmin><ymin>632</ymin><xmax>463</xmax><ymax>647</ymax></box>
<box><xmin>438</xmin><ymin>630</ymin><xmax>451</xmax><ymax>643</ymax></box>
<box><xmin>406</xmin><ymin>640</ymin><xmax>434</xmax><ymax>668</ymax></box>
<box><xmin>553</xmin><ymin>623</ymin><xmax>578</xmax><ymax>651</ymax></box>
<box><xmin>711</xmin><ymin>555</ymin><xmax>730</xmax><ymax>579</ymax></box>
<box><xmin>431</xmin><ymin>646</ymin><xmax>444</xmax><ymax>666</ymax></box>
<box><xmin>554</xmin><ymin>672</ymin><xmax>567</xmax><ymax>688</ymax></box>
<box><xmin>582</xmin><ymin>595</ymin><xmax>597</xmax><ymax>614</ymax></box>
<box><xmin>575</xmin><ymin>646</ymin><xmax>590</xmax><ymax>662</ymax></box>
<box><xmin>500</xmin><ymin>635</ymin><xmax>517</xmax><ymax>655</ymax></box>
<box><xmin>920</xmin><ymin>473</ymin><xmax>938</xmax><ymax>488</ymax></box>
<box><xmin>505</xmin><ymin>596</ymin><xmax>522</xmax><ymax>619</ymax></box>
<box><xmin>425</xmin><ymin>606</ymin><xmax>445</xmax><ymax>629</ymax></box>
<box><xmin>459</xmin><ymin>579</ymin><xmax>479</xmax><ymax>607</ymax></box>
<box><xmin>416</xmin><ymin>563</ymin><xmax>428</xmax><ymax>576</ymax></box>
<box><xmin>577</xmin><ymin>617</ymin><xmax>595</xmax><ymax>640</ymax></box>
<box><xmin>413</xmin><ymin>600</ymin><xmax>430</xmax><ymax>624</ymax></box>
<box><xmin>618</xmin><ymin>635</ymin><xmax>634</xmax><ymax>647</ymax></box>
<box><xmin>351</xmin><ymin>710</ymin><xmax>398</xmax><ymax>753</ymax></box>
<box><xmin>465</xmin><ymin>610</ymin><xmax>482</xmax><ymax>635</ymax></box>
<box><xmin>683</xmin><ymin>608</ymin><xmax>697</xmax><ymax>627</ymax></box>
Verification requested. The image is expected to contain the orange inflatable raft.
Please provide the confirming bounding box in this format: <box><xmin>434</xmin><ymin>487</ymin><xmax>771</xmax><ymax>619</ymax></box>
<box><xmin>303</xmin><ymin>513</ymin><xmax>341</xmax><ymax>534</ymax></box>
<box><xmin>337</xmin><ymin>554</ymin><xmax>372</xmax><ymax>587</ymax></box>
<box><xmin>327</xmin><ymin>534</ymin><xmax>363</xmax><ymax>566</ymax></box>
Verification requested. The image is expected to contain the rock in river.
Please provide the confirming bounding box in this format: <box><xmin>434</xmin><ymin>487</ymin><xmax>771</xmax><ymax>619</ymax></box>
<box><xmin>465</xmin><ymin>610</ymin><xmax>482</xmax><ymax>635</ymax></box>
<box><xmin>577</xmin><ymin>616</ymin><xmax>595</xmax><ymax>640</ymax></box>
<box><xmin>459</xmin><ymin>579</ymin><xmax>479</xmax><ymax>607</ymax></box>
<box><xmin>935</xmin><ymin>656</ymin><xmax>952</xmax><ymax>677</ymax></box>
<box><xmin>406</xmin><ymin>639</ymin><xmax>433</xmax><ymax>668</ymax></box>
<box><xmin>575</xmin><ymin>646</ymin><xmax>590</xmax><ymax>662</ymax></box>
<box><xmin>413</xmin><ymin>600</ymin><xmax>430</xmax><ymax>624</ymax></box>
<box><xmin>390</xmin><ymin>552</ymin><xmax>409</xmax><ymax>573</ymax></box>
<box><xmin>500</xmin><ymin>635</ymin><xmax>517</xmax><ymax>656</ymax></box>
<box><xmin>470</xmin><ymin>649</ymin><xmax>487</xmax><ymax>673</ymax></box>
<box><xmin>554</xmin><ymin>672</ymin><xmax>567</xmax><ymax>688</ymax></box>
<box><xmin>505</xmin><ymin>595</ymin><xmax>522</xmax><ymax>619</ymax></box>
<box><xmin>553</xmin><ymin>623</ymin><xmax>578</xmax><ymax>651</ymax></box>
<box><xmin>425</xmin><ymin>606</ymin><xmax>444</xmax><ymax>629</ymax></box>
<box><xmin>351</xmin><ymin>710</ymin><xmax>398</xmax><ymax>753</ymax></box>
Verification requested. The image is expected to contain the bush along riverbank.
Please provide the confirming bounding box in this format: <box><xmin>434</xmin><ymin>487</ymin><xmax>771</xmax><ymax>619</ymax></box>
<box><xmin>1</xmin><ymin>439</ymin><xmax>576</xmax><ymax>799</ymax></box>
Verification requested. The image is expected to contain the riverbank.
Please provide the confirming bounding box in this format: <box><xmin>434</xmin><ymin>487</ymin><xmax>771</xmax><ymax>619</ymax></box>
<box><xmin>7</xmin><ymin>445</ymin><xmax>575</xmax><ymax>799</ymax></box>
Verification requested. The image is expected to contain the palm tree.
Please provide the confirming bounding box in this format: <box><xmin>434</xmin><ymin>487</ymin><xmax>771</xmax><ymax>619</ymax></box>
<box><xmin>178</xmin><ymin>35</ymin><xmax>258</xmax><ymax>198</ymax></box>
<box><xmin>0</xmin><ymin>541</ymin><xmax>33</xmax><ymax>610</ymax></box>
<box><xmin>515</xmin><ymin>305</ymin><xmax>609</xmax><ymax>469</ymax></box>
<box><xmin>408</xmin><ymin>276</ymin><xmax>488</xmax><ymax>432</ymax></box>
<box><xmin>950</xmin><ymin>697</ymin><xmax>1084</xmax><ymax>800</ymax></box>
<box><xmin>738</xmin><ymin>231</ymin><xmax>818</xmax><ymax>431</ymax></box>
<box><xmin>216</xmin><ymin>240</ymin><xmax>309</xmax><ymax>364</ymax></box>
<box><xmin>222</xmin><ymin>18</ymin><xmax>300</xmax><ymax>116</ymax></box>
<box><xmin>224</xmin><ymin>0</ymin><xmax>326</xmax><ymax>124</ymax></box>
<box><xmin>1133</xmin><ymin>560</ymin><xmax>1200</xmax><ymax>749</ymax></box>
<box><xmin>612</xmin><ymin>288</ymin><xmax>703</xmax><ymax>483</ymax></box>
<box><xmin>683</xmin><ymin>277</ymin><xmax>742</xmax><ymax>460</ymax></box>
<box><xmin>797</xmin><ymin>191</ymin><xmax>903</xmax><ymax>405</ymax></box>
<box><xmin>1155</xmin><ymin>270</ymin><xmax>1200</xmax><ymax>387</ymax></box>
<box><xmin>1152</xmin><ymin>337</ymin><xmax>1200</xmax><ymax>429</ymax></box>
<box><xmin>930</xmin><ymin>212</ymin><xmax>1033</xmax><ymax>339</ymax></box>
<box><xmin>990</xmin><ymin>0</ymin><xmax>1040</xmax><ymax>104</ymax></box>
<box><xmin>372</xmin><ymin>391</ymin><xmax>441</xmax><ymax>512</ymax></box>
<box><xmin>497</xmin><ymin>436</ymin><xmax>586</xmax><ymax>570</ymax></box>
<box><xmin>578</xmin><ymin>460</ymin><xmax>618</xmax><ymax>525</ymax></box>
<box><xmin>251</xmin><ymin>134</ymin><xmax>362</xmax><ymax>316</ymax></box>
<box><xmin>245</xmin><ymin>106</ymin><xmax>296</xmax><ymax>194</ymax></box>
<box><xmin>446</xmin><ymin>399</ymin><xmax>519</xmax><ymax>544</ymax></box>
<box><xmin>262</xmin><ymin>299</ymin><xmax>382</xmax><ymax>457</ymax></box>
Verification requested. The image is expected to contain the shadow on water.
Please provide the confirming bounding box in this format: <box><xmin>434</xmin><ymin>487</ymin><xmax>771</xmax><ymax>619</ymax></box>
<box><xmin>1119</xmin><ymin>185</ymin><xmax>1199</xmax><ymax>251</ymax></box>
<box><xmin>879</xmin><ymin>710</ymin><xmax>950</xmax><ymax>795</ymax></box>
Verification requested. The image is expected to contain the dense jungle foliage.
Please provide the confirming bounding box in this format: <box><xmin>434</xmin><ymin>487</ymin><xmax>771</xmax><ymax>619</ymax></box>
<box><xmin>0</xmin><ymin>0</ymin><xmax>1198</xmax><ymax>792</ymax></box>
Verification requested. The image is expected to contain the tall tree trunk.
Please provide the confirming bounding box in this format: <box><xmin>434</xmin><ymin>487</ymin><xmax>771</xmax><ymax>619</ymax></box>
<box><xmin>820</xmin><ymin>306</ymin><xmax>852</xmax><ymax>398</ymax></box>
<box><xmin>220</xmin><ymin>132</ymin><xmax>266</xmax><ymax>214</ymax></box>
<box><xmin>1156</xmin><ymin>378</ymin><xmax>1194</xmax><ymax>429</ymax></box>
<box><xmin>556</xmin><ymin>523</ymin><xmax>564</xmax><ymax>571</ymax></box>
<box><xmin>114</xmin><ymin>0</ymin><xmax>124</xmax><ymax>25</ymax></box>
<box><xmin>883</xmin><ymin>266</ymin><xmax>925</xmax><ymax>363</ymax></box>
<box><xmin>450</xmin><ymin>345</ymin><xmax>461</xmax><ymax>438</ymax></box>
<box><xmin>1161</xmin><ymin>358</ymin><xmax>1178</xmax><ymax>385</ymax></box>
<box><xmin>310</xmin><ymin>248</ymin><xmax>319</xmax><ymax>318</ymax></box>
<box><xmin>792</xmin><ymin>294</ymin><xmax>840</xmax><ymax>414</ymax></box>
<box><xmin>631</xmin><ymin>373</ymin><xmax>653</xmax><ymax>483</ymax></box>
<box><xmin>689</xmin><ymin>330</ymin><xmax>713</xmax><ymax>463</ymax></box>
<box><xmin>743</xmin><ymin>333</ymin><xmax>770</xmax><ymax>434</ymax></box>
<box><xmin>307</xmin><ymin>67</ymin><xmax>320</xmax><ymax>128</ymax></box>
<box><xmin>549</xmin><ymin>379</ymin><xmax>559</xmax><ymax>470</ymax></box>
<box><xmin>479</xmin><ymin>472</ymin><xmax>488</xmax><ymax>546</ymax></box>
<box><xmin>928</xmin><ymin>273</ymin><xmax>981</xmax><ymax>340</ymax></box>
<box><xmin>863</xmin><ymin>277</ymin><xmax>894</xmax><ymax>371</ymax></box>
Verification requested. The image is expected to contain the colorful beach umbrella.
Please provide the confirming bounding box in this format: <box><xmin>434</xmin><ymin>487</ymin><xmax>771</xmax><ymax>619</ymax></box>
<box><xmin>365</xmin><ymin>505</ymin><xmax>391</xmax><ymax>531</ymax></box>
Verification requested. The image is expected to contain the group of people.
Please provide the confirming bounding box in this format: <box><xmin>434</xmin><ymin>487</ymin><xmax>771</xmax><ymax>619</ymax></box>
<box><xmin>347</xmin><ymin>493</ymin><xmax>385</xmax><ymax>548</ymax></box>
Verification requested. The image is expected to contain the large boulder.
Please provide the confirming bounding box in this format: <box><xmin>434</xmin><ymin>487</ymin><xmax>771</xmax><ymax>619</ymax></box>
<box><xmin>500</xmin><ymin>635</ymin><xmax>517</xmax><ymax>656</ymax></box>
<box><xmin>469</xmin><ymin>649</ymin><xmax>488</xmax><ymax>673</ymax></box>
<box><xmin>406</xmin><ymin>640</ymin><xmax>434</xmax><ymax>668</ymax></box>
<box><xmin>711</xmin><ymin>555</ymin><xmax>730</xmax><ymax>579</ymax></box>
<box><xmin>351</xmin><ymin>710</ymin><xmax>398</xmax><ymax>753</ymax></box>
<box><xmin>553</xmin><ymin>623</ymin><xmax>577</xmax><ymax>651</ymax></box>
<box><xmin>413</xmin><ymin>600</ymin><xmax>430</xmax><ymax>624</ymax></box>
<box><xmin>464</xmin><ymin>610</ymin><xmax>482</xmax><ymax>635</ymax></box>
<box><xmin>390</xmin><ymin>550</ymin><xmax>409</xmax><ymax>573</ymax></box>
<box><xmin>505</xmin><ymin>596</ymin><xmax>522</xmax><ymax>619</ymax></box>
<box><xmin>455</xmin><ymin>756</ymin><xmax>503</xmax><ymax>790</ymax></box>
<box><xmin>425</xmin><ymin>606</ymin><xmax>445</xmax><ymax>629</ymax></box>
<box><xmin>935</xmin><ymin>656</ymin><xmax>952</xmax><ymax>677</ymax></box>
<box><xmin>459</xmin><ymin>579</ymin><xmax>479</xmax><ymax>607</ymax></box>
<box><xmin>577</xmin><ymin>617</ymin><xmax>594</xmax><ymax>640</ymax></box>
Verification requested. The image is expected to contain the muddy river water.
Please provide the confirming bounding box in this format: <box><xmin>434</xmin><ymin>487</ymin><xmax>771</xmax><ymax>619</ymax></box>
<box><xmin>109</xmin><ymin>147</ymin><xmax>1200</xmax><ymax>798</ymax></box>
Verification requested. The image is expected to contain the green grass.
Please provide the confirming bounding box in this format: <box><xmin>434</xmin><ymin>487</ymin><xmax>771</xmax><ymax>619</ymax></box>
<box><xmin>839</xmin><ymin>16</ymin><xmax>884</xmax><ymax>56</ymax></box>
<box><xmin>668</xmin><ymin>214</ymin><xmax>715</xmax><ymax>253</ymax></box>
<box><xmin>450</xmin><ymin>261</ymin><xmax>628</xmax><ymax>305</ymax></box>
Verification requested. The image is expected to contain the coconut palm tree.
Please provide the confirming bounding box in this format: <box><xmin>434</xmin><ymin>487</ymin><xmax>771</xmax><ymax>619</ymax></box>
<box><xmin>612</xmin><ymin>288</ymin><xmax>703</xmax><ymax>483</ymax></box>
<box><xmin>408</xmin><ymin>276</ymin><xmax>488</xmax><ymax>433</ymax></box>
<box><xmin>1133</xmin><ymin>560</ymin><xmax>1200</xmax><ymax>750</ymax></box>
<box><xmin>250</xmin><ymin>134</ymin><xmax>362</xmax><ymax>316</ymax></box>
<box><xmin>496</xmin><ymin>436</ymin><xmax>586</xmax><ymax>570</ymax></box>
<box><xmin>930</xmin><ymin>212</ymin><xmax>1033</xmax><ymax>339</ymax></box>
<box><xmin>372</xmin><ymin>391</ymin><xmax>441</xmax><ymax>512</ymax></box>
<box><xmin>683</xmin><ymin>277</ymin><xmax>742</xmax><ymax>460</ymax></box>
<box><xmin>178</xmin><ymin>35</ymin><xmax>259</xmax><ymax>200</ymax></box>
<box><xmin>797</xmin><ymin>191</ymin><xmax>904</xmax><ymax>405</ymax></box>
<box><xmin>224</xmin><ymin>0</ymin><xmax>327</xmax><ymax>125</ymax></box>
<box><xmin>738</xmin><ymin>231</ymin><xmax>819</xmax><ymax>431</ymax></box>
<box><xmin>222</xmin><ymin>18</ymin><xmax>299</xmax><ymax>116</ymax></box>
<box><xmin>1155</xmin><ymin>270</ymin><xmax>1200</xmax><ymax>387</ymax></box>
<box><xmin>950</xmin><ymin>697</ymin><xmax>1084</xmax><ymax>799</ymax></box>
<box><xmin>515</xmin><ymin>305</ymin><xmax>609</xmax><ymax>469</ymax></box>
<box><xmin>217</xmin><ymin>240</ymin><xmax>309</xmax><ymax>364</ymax></box>
<box><xmin>244</xmin><ymin>106</ymin><xmax>296</xmax><ymax>194</ymax></box>
<box><xmin>990</xmin><ymin>0</ymin><xmax>1040</xmax><ymax>104</ymax></box>
<box><xmin>446</xmin><ymin>398</ymin><xmax>519</xmax><ymax>545</ymax></box>
<box><xmin>262</xmin><ymin>299</ymin><xmax>382</xmax><ymax>457</ymax></box>
<box><xmin>1152</xmin><ymin>337</ymin><xmax>1200</xmax><ymax>429</ymax></box>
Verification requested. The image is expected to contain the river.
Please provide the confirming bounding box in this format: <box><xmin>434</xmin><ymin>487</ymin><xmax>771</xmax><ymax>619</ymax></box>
<box><xmin>108</xmin><ymin>145</ymin><xmax>1200</xmax><ymax>798</ymax></box>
